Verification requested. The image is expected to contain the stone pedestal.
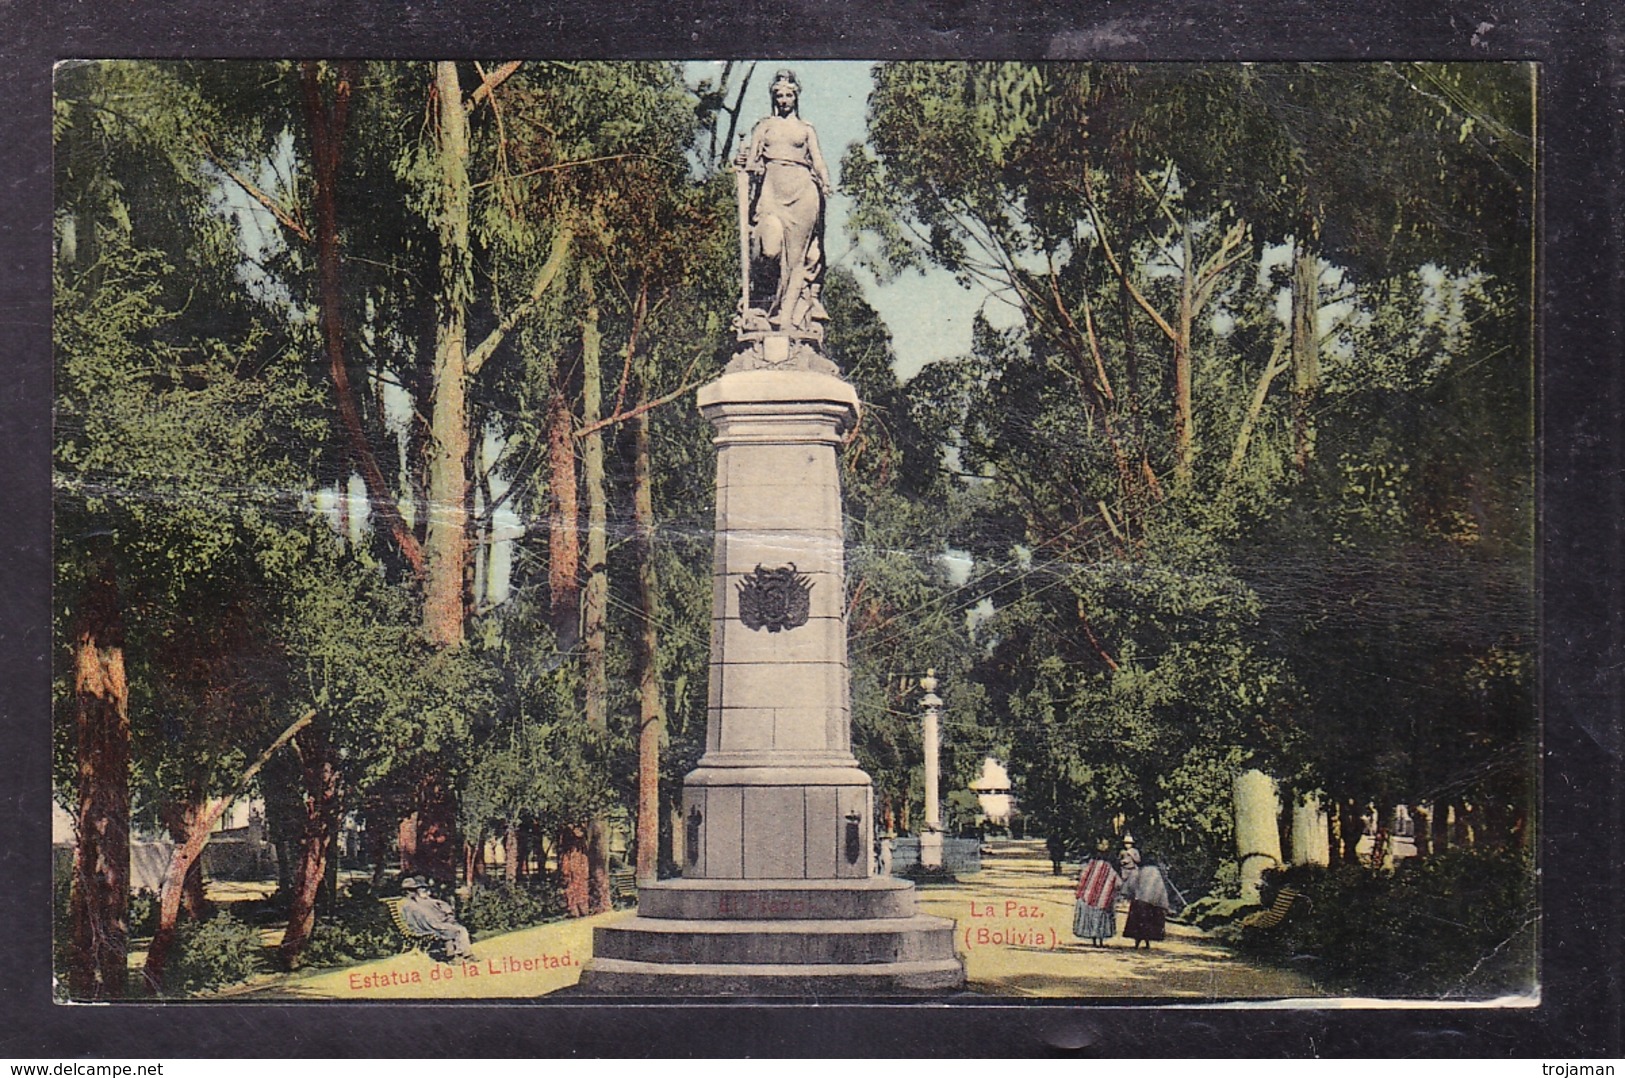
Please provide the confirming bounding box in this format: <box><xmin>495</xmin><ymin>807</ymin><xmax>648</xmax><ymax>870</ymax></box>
<box><xmin>918</xmin><ymin>831</ymin><xmax>944</xmax><ymax>872</ymax></box>
<box><xmin>579</xmin><ymin>365</ymin><xmax>964</xmax><ymax>994</ymax></box>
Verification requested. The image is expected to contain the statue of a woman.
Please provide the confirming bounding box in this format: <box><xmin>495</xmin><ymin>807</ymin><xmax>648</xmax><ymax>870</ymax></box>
<box><xmin>737</xmin><ymin>70</ymin><xmax>832</xmax><ymax>335</ymax></box>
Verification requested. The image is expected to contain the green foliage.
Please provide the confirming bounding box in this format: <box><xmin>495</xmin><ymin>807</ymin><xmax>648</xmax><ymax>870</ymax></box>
<box><xmin>297</xmin><ymin>885</ymin><xmax>401</xmax><ymax>968</ymax></box>
<box><xmin>1181</xmin><ymin>893</ymin><xmax>1255</xmax><ymax>930</ymax></box>
<box><xmin>164</xmin><ymin>909</ymin><xmax>268</xmax><ymax>996</ymax></box>
<box><xmin>128</xmin><ymin>889</ymin><xmax>160</xmax><ymax>939</ymax></box>
<box><xmin>852</xmin><ymin>60</ymin><xmax>1535</xmax><ymax>904</ymax></box>
<box><xmin>1236</xmin><ymin>849</ymin><xmax>1537</xmax><ymax>997</ymax></box>
<box><xmin>51</xmin><ymin>869</ymin><xmax>74</xmax><ymax>997</ymax></box>
<box><xmin>459</xmin><ymin>880</ymin><xmax>563</xmax><ymax>935</ymax></box>
<box><xmin>54</xmin><ymin>60</ymin><xmax>1537</xmax><ymax>989</ymax></box>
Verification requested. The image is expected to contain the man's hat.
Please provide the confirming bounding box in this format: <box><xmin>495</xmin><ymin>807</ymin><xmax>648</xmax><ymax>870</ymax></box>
<box><xmin>401</xmin><ymin>877</ymin><xmax>426</xmax><ymax>891</ymax></box>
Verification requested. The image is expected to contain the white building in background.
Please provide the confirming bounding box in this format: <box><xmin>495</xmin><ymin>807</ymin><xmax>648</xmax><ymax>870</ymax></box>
<box><xmin>970</xmin><ymin>758</ymin><xmax>1016</xmax><ymax>826</ymax></box>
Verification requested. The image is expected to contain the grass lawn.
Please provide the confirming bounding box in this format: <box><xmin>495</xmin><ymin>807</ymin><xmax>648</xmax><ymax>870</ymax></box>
<box><xmin>183</xmin><ymin>843</ymin><xmax>1324</xmax><ymax>1002</ymax></box>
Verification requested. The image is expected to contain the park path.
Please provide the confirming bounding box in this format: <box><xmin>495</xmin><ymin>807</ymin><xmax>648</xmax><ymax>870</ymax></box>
<box><xmin>229</xmin><ymin>840</ymin><xmax>1324</xmax><ymax>1001</ymax></box>
<box><xmin>913</xmin><ymin>839</ymin><xmax>1327</xmax><ymax>999</ymax></box>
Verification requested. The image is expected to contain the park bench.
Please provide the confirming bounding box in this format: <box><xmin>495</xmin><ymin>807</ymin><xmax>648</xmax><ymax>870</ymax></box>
<box><xmin>382</xmin><ymin>896</ymin><xmax>447</xmax><ymax>958</ymax></box>
<box><xmin>1240</xmin><ymin>886</ymin><xmax>1306</xmax><ymax>930</ymax></box>
<box><xmin>609</xmin><ymin>867</ymin><xmax>638</xmax><ymax>907</ymax></box>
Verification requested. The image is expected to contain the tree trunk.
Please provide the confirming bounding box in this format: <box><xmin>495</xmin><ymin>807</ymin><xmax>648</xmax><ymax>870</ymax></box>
<box><xmin>182</xmin><ymin>859</ymin><xmax>206</xmax><ymax>921</ymax></box>
<box><xmin>423</xmin><ymin>60</ymin><xmax>474</xmax><ymax>649</ymax></box>
<box><xmin>519</xmin><ymin>814</ymin><xmax>540</xmax><ymax>881</ymax></box>
<box><xmin>1290</xmin><ymin>237</ymin><xmax>1321</xmax><ymax>473</ymax></box>
<box><xmin>365</xmin><ymin>809</ymin><xmax>390</xmax><ymax>887</ymax></box>
<box><xmin>1412</xmin><ymin>804</ymin><xmax>1434</xmax><ymax>859</ymax></box>
<box><xmin>1326</xmin><ymin>799</ymin><xmax>1343</xmax><ymax>867</ymax></box>
<box><xmin>580</xmin><ymin>267</ymin><xmax>612</xmax><ymax>914</ymax></box>
<box><xmin>581</xmin><ymin>269</ymin><xmax>608</xmax><ymax>734</ymax></box>
<box><xmin>587</xmin><ymin>822</ymin><xmax>611</xmax><ymax>912</ymax></box>
<box><xmin>543</xmin><ymin>343</ymin><xmax>588</xmax><ymax>917</ymax></box>
<box><xmin>323</xmin><ymin>839</ymin><xmax>341</xmax><ymax>910</ymax></box>
<box><xmin>299</xmin><ymin>61</ymin><xmax>426</xmax><ymax>581</ymax></box>
<box><xmin>276</xmin><ymin>839</ymin><xmax>298</xmax><ymax>897</ymax></box>
<box><xmin>1172</xmin><ymin>219</ymin><xmax>1195</xmax><ymax>485</ymax></box>
<box><xmin>546</xmin><ymin>332</ymin><xmax>597</xmax><ymax>913</ymax></box>
<box><xmin>1120</xmin><ymin>275</ymin><xmax>1142</xmax><ymax>440</ymax></box>
<box><xmin>1277</xmin><ymin>788</ymin><xmax>1294</xmax><ymax>866</ymax></box>
<box><xmin>279</xmin><ymin>726</ymin><xmax>343</xmax><ymax>966</ymax></box>
<box><xmin>398</xmin><ymin>813</ymin><xmax>419</xmax><ymax>874</ymax></box>
<box><xmin>1454</xmin><ymin>800</ymin><xmax>1477</xmax><ymax>848</ymax></box>
<box><xmin>1433</xmin><ymin>800</ymin><xmax>1453</xmax><ymax>854</ymax></box>
<box><xmin>546</xmin><ymin>381</ymin><xmax>581</xmax><ymax>650</ymax></box>
<box><xmin>1340</xmin><ymin>797</ymin><xmax>1363</xmax><ymax>865</ymax></box>
<box><xmin>1481</xmin><ymin>798</ymin><xmax>1509</xmax><ymax>851</ymax></box>
<box><xmin>69</xmin><ymin>560</ymin><xmax>130</xmax><ymax>1001</ymax></box>
<box><xmin>503</xmin><ymin>821</ymin><xmax>521</xmax><ymax>885</ymax></box>
<box><xmin>142</xmin><ymin>799</ymin><xmax>214</xmax><ymax>994</ymax></box>
<box><xmin>411</xmin><ymin>772</ymin><xmax>460</xmax><ymax>884</ymax></box>
<box><xmin>633</xmin><ymin>407</ymin><xmax>664</xmax><ymax>886</ymax></box>
<box><xmin>556</xmin><ymin>823</ymin><xmax>591</xmax><ymax>918</ymax></box>
<box><xmin>160</xmin><ymin>797</ymin><xmax>209</xmax><ymax>923</ymax></box>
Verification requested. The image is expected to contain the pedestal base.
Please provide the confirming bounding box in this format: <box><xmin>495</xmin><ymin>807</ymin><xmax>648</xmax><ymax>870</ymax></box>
<box><xmin>578</xmin><ymin>956</ymin><xmax>965</xmax><ymax>995</ymax></box>
<box><xmin>578</xmin><ymin>878</ymin><xmax>966</xmax><ymax>996</ymax></box>
<box><xmin>681</xmin><ymin>767</ymin><xmax>872</xmax><ymax>881</ymax></box>
<box><xmin>919</xmin><ymin>830</ymin><xmax>945</xmax><ymax>871</ymax></box>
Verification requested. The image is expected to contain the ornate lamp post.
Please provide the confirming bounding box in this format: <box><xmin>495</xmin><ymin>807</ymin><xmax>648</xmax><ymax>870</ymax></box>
<box><xmin>920</xmin><ymin>669</ymin><xmax>944</xmax><ymax>871</ymax></box>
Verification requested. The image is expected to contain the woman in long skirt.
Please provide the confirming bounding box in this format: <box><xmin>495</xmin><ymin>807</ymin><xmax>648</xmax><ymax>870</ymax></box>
<box><xmin>1071</xmin><ymin>840</ymin><xmax>1121</xmax><ymax>947</ymax></box>
<box><xmin>1118</xmin><ymin>848</ymin><xmax>1172</xmax><ymax>949</ymax></box>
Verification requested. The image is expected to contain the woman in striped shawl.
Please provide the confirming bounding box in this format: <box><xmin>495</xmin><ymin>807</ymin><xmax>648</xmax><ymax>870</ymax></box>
<box><xmin>1071</xmin><ymin>839</ymin><xmax>1121</xmax><ymax>947</ymax></box>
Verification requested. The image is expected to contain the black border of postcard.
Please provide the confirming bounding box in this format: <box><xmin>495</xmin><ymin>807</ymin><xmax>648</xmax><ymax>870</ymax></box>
<box><xmin>1</xmin><ymin>0</ymin><xmax>1619</xmax><ymax>1059</ymax></box>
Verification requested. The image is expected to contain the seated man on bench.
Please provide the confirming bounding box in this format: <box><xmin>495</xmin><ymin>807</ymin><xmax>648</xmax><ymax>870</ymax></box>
<box><xmin>399</xmin><ymin>877</ymin><xmax>474</xmax><ymax>960</ymax></box>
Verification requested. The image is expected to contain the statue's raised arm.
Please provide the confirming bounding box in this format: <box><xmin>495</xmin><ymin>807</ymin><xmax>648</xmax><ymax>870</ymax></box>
<box><xmin>734</xmin><ymin>70</ymin><xmax>830</xmax><ymax>340</ymax></box>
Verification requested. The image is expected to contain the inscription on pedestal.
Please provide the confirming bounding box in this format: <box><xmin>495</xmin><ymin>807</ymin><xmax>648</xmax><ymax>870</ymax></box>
<box><xmin>737</xmin><ymin>564</ymin><xmax>813</xmax><ymax>633</ymax></box>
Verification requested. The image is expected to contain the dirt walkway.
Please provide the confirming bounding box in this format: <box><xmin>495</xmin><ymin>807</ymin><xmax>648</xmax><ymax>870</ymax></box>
<box><xmin>228</xmin><ymin>841</ymin><xmax>1323</xmax><ymax>1001</ymax></box>
<box><xmin>913</xmin><ymin>840</ymin><xmax>1327</xmax><ymax>999</ymax></box>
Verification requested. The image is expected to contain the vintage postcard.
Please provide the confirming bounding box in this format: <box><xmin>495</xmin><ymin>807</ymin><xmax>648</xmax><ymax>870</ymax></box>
<box><xmin>52</xmin><ymin>59</ymin><xmax>1538</xmax><ymax>1005</ymax></box>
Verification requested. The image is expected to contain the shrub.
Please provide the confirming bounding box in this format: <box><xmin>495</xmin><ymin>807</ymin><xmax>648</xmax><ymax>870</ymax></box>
<box><xmin>460</xmin><ymin>880</ymin><xmax>562</xmax><ymax>935</ymax></box>
<box><xmin>51</xmin><ymin>869</ymin><xmax>73</xmax><ymax>998</ymax></box>
<box><xmin>1233</xmin><ymin>847</ymin><xmax>1537</xmax><ymax>997</ymax></box>
<box><xmin>298</xmin><ymin>884</ymin><xmax>400</xmax><ymax>969</ymax></box>
<box><xmin>1208</xmin><ymin>858</ymin><xmax>1240</xmax><ymax>900</ymax></box>
<box><xmin>128</xmin><ymin>889</ymin><xmax>159</xmax><ymax>939</ymax></box>
<box><xmin>1181</xmin><ymin>895</ymin><xmax>1259</xmax><ymax>931</ymax></box>
<box><xmin>165</xmin><ymin>910</ymin><xmax>267</xmax><ymax>996</ymax></box>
